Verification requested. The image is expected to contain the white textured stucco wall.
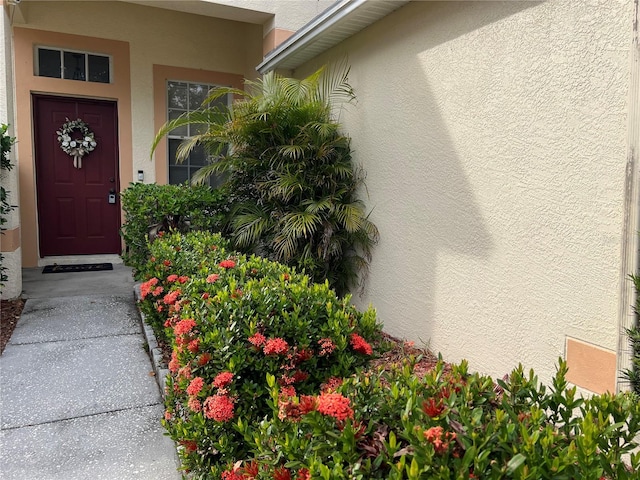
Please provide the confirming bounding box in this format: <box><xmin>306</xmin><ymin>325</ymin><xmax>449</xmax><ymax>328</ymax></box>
<box><xmin>19</xmin><ymin>0</ymin><xmax>263</xmax><ymax>182</ymax></box>
<box><xmin>1</xmin><ymin>2</ymin><xmax>21</xmax><ymax>299</ymax></box>
<box><xmin>297</xmin><ymin>0</ymin><xmax>634</xmax><ymax>383</ymax></box>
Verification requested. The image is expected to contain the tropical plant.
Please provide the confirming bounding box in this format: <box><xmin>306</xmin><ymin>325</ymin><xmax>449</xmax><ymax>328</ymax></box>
<box><xmin>1</xmin><ymin>124</ymin><xmax>16</xmax><ymax>288</ymax></box>
<box><xmin>623</xmin><ymin>274</ymin><xmax>640</xmax><ymax>394</ymax></box>
<box><xmin>152</xmin><ymin>65</ymin><xmax>379</xmax><ymax>295</ymax></box>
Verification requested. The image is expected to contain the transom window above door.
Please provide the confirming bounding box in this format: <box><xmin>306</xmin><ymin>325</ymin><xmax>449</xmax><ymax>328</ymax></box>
<box><xmin>35</xmin><ymin>47</ymin><xmax>111</xmax><ymax>83</ymax></box>
<box><xmin>167</xmin><ymin>80</ymin><xmax>230</xmax><ymax>186</ymax></box>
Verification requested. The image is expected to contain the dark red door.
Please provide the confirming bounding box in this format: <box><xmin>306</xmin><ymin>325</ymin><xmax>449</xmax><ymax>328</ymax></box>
<box><xmin>33</xmin><ymin>95</ymin><xmax>121</xmax><ymax>256</ymax></box>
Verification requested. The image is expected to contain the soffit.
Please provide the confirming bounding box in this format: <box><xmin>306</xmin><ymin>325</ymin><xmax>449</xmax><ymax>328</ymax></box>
<box><xmin>116</xmin><ymin>0</ymin><xmax>273</xmax><ymax>24</ymax></box>
<box><xmin>257</xmin><ymin>0</ymin><xmax>410</xmax><ymax>73</ymax></box>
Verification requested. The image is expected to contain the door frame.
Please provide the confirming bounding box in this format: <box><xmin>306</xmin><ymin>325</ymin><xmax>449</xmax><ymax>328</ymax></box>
<box><xmin>32</xmin><ymin>94</ymin><xmax>121</xmax><ymax>257</ymax></box>
<box><xmin>13</xmin><ymin>27</ymin><xmax>133</xmax><ymax>266</ymax></box>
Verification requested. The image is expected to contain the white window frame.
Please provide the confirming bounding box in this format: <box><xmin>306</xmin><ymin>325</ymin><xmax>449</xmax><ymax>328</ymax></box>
<box><xmin>166</xmin><ymin>79</ymin><xmax>231</xmax><ymax>186</ymax></box>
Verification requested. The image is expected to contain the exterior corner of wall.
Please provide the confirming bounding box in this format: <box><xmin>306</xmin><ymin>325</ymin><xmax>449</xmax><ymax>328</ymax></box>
<box><xmin>1</xmin><ymin>246</ymin><xmax>22</xmax><ymax>300</ymax></box>
<box><xmin>263</xmin><ymin>27</ymin><xmax>294</xmax><ymax>56</ymax></box>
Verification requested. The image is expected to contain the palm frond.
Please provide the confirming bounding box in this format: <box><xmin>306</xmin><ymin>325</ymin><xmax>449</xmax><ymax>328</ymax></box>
<box><xmin>231</xmin><ymin>204</ymin><xmax>273</xmax><ymax>249</ymax></box>
<box><xmin>280</xmin><ymin>211</ymin><xmax>320</xmax><ymax>240</ymax></box>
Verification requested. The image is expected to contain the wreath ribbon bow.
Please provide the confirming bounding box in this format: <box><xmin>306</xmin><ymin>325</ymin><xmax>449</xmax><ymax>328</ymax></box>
<box><xmin>56</xmin><ymin>118</ymin><xmax>97</xmax><ymax>169</ymax></box>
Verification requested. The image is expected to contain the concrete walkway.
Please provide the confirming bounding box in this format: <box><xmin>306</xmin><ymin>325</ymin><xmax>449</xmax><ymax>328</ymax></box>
<box><xmin>0</xmin><ymin>264</ymin><xmax>181</xmax><ymax>480</ymax></box>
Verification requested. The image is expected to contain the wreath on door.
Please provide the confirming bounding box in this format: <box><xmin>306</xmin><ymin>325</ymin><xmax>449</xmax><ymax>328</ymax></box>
<box><xmin>56</xmin><ymin>118</ymin><xmax>97</xmax><ymax>169</ymax></box>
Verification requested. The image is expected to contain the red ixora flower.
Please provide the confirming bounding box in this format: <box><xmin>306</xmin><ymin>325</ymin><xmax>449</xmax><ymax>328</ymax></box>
<box><xmin>197</xmin><ymin>352</ymin><xmax>212</xmax><ymax>366</ymax></box>
<box><xmin>350</xmin><ymin>333</ymin><xmax>373</xmax><ymax>355</ymax></box>
<box><xmin>273</xmin><ymin>466</ymin><xmax>291</xmax><ymax>480</ymax></box>
<box><xmin>187</xmin><ymin>397</ymin><xmax>202</xmax><ymax>412</ymax></box>
<box><xmin>219</xmin><ymin>259</ymin><xmax>236</xmax><ymax>269</ymax></box>
<box><xmin>320</xmin><ymin>376</ymin><xmax>343</xmax><ymax>393</ymax></box>
<box><xmin>263</xmin><ymin>338</ymin><xmax>289</xmax><ymax>355</ymax></box>
<box><xmin>168</xmin><ymin>351</ymin><xmax>180</xmax><ymax>373</ymax></box>
<box><xmin>316</xmin><ymin>392</ymin><xmax>354</xmax><ymax>421</ymax></box>
<box><xmin>186</xmin><ymin>376</ymin><xmax>204</xmax><ymax>396</ymax></box>
<box><xmin>296</xmin><ymin>468</ymin><xmax>310</xmax><ymax>480</ymax></box>
<box><xmin>140</xmin><ymin>277</ymin><xmax>159</xmax><ymax>300</ymax></box>
<box><xmin>187</xmin><ymin>338</ymin><xmax>200</xmax><ymax>353</ymax></box>
<box><xmin>206</xmin><ymin>273</ymin><xmax>220</xmax><ymax>283</ymax></box>
<box><xmin>280</xmin><ymin>385</ymin><xmax>296</xmax><ymax>398</ymax></box>
<box><xmin>221</xmin><ymin>469</ymin><xmax>243</xmax><ymax>480</ymax></box>
<box><xmin>424</xmin><ymin>426</ymin><xmax>456</xmax><ymax>455</ymax></box>
<box><xmin>173</xmin><ymin>318</ymin><xmax>196</xmax><ymax>335</ymax></box>
<box><xmin>179</xmin><ymin>439</ymin><xmax>197</xmax><ymax>454</ymax></box>
<box><xmin>248</xmin><ymin>332</ymin><xmax>266</xmax><ymax>347</ymax></box>
<box><xmin>299</xmin><ymin>395</ymin><xmax>317</xmax><ymax>414</ymax></box>
<box><xmin>213</xmin><ymin>371</ymin><xmax>234</xmax><ymax>389</ymax></box>
<box><xmin>203</xmin><ymin>394</ymin><xmax>235</xmax><ymax>422</ymax></box>
<box><xmin>423</xmin><ymin>397</ymin><xmax>446</xmax><ymax>418</ymax></box>
<box><xmin>163</xmin><ymin>290</ymin><xmax>181</xmax><ymax>306</ymax></box>
<box><xmin>317</xmin><ymin>337</ymin><xmax>336</xmax><ymax>356</ymax></box>
<box><xmin>167</xmin><ymin>274</ymin><xmax>179</xmax><ymax>282</ymax></box>
<box><xmin>163</xmin><ymin>259</ymin><xmax>171</xmax><ymax>267</ymax></box>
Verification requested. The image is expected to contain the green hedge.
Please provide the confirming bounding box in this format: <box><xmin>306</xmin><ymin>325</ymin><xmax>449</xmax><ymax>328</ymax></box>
<box><xmin>136</xmin><ymin>231</ymin><xmax>383</xmax><ymax>477</ymax></box>
<box><xmin>236</xmin><ymin>360</ymin><xmax>640</xmax><ymax>479</ymax></box>
<box><xmin>138</xmin><ymin>231</ymin><xmax>640</xmax><ymax>480</ymax></box>
<box><xmin>120</xmin><ymin>183</ymin><xmax>226</xmax><ymax>277</ymax></box>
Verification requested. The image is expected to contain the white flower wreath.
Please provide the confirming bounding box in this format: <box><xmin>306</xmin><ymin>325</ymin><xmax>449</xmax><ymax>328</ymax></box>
<box><xmin>56</xmin><ymin>118</ymin><xmax>97</xmax><ymax>169</ymax></box>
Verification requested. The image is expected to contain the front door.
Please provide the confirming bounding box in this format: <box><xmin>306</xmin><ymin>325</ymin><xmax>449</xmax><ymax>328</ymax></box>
<box><xmin>33</xmin><ymin>95</ymin><xmax>121</xmax><ymax>257</ymax></box>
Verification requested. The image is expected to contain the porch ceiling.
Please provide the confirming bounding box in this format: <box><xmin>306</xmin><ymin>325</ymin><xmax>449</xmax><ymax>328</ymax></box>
<box><xmin>116</xmin><ymin>0</ymin><xmax>273</xmax><ymax>25</ymax></box>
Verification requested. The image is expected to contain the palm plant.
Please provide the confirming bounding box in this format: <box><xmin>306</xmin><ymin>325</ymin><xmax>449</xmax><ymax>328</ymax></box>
<box><xmin>624</xmin><ymin>274</ymin><xmax>640</xmax><ymax>394</ymax></box>
<box><xmin>152</xmin><ymin>65</ymin><xmax>378</xmax><ymax>295</ymax></box>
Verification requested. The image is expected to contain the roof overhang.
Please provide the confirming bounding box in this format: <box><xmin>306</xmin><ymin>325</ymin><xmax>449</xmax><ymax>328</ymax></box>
<box><xmin>116</xmin><ymin>0</ymin><xmax>273</xmax><ymax>25</ymax></box>
<box><xmin>257</xmin><ymin>0</ymin><xmax>410</xmax><ymax>74</ymax></box>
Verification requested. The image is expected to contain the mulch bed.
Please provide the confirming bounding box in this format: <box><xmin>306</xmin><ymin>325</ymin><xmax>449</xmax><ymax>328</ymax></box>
<box><xmin>1</xmin><ymin>298</ymin><xmax>25</xmax><ymax>354</ymax></box>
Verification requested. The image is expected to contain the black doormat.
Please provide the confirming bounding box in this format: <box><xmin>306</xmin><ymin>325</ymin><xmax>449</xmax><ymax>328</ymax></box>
<box><xmin>42</xmin><ymin>263</ymin><xmax>114</xmax><ymax>274</ymax></box>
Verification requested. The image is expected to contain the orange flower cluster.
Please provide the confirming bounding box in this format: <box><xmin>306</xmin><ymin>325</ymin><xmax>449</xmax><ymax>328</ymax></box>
<box><xmin>221</xmin><ymin>460</ymin><xmax>259</xmax><ymax>480</ymax></box>
<box><xmin>173</xmin><ymin>318</ymin><xmax>196</xmax><ymax>335</ymax></box>
<box><xmin>317</xmin><ymin>337</ymin><xmax>336</xmax><ymax>356</ymax></box>
<box><xmin>186</xmin><ymin>376</ymin><xmax>204</xmax><ymax>396</ymax></box>
<box><xmin>219</xmin><ymin>259</ymin><xmax>236</xmax><ymax>269</ymax></box>
<box><xmin>423</xmin><ymin>426</ymin><xmax>456</xmax><ymax>454</ymax></box>
<box><xmin>278</xmin><ymin>394</ymin><xmax>316</xmax><ymax>421</ymax></box>
<box><xmin>316</xmin><ymin>392</ymin><xmax>354</xmax><ymax>421</ymax></box>
<box><xmin>263</xmin><ymin>338</ymin><xmax>289</xmax><ymax>355</ymax></box>
<box><xmin>187</xmin><ymin>397</ymin><xmax>201</xmax><ymax>412</ymax></box>
<box><xmin>206</xmin><ymin>273</ymin><xmax>219</xmax><ymax>283</ymax></box>
<box><xmin>168</xmin><ymin>351</ymin><xmax>179</xmax><ymax>373</ymax></box>
<box><xmin>248</xmin><ymin>332</ymin><xmax>266</xmax><ymax>347</ymax></box>
<box><xmin>203</xmin><ymin>394</ymin><xmax>235</xmax><ymax>422</ymax></box>
<box><xmin>163</xmin><ymin>290</ymin><xmax>181</xmax><ymax>305</ymax></box>
<box><xmin>213</xmin><ymin>371</ymin><xmax>234</xmax><ymax>389</ymax></box>
<box><xmin>140</xmin><ymin>277</ymin><xmax>162</xmax><ymax>300</ymax></box>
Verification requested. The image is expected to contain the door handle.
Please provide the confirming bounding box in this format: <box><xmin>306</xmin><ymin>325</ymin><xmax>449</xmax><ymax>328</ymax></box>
<box><xmin>108</xmin><ymin>189</ymin><xmax>117</xmax><ymax>204</ymax></box>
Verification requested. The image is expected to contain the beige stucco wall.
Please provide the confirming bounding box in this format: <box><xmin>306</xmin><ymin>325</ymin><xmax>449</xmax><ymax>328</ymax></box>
<box><xmin>214</xmin><ymin>0</ymin><xmax>334</xmax><ymax>34</ymax></box>
<box><xmin>1</xmin><ymin>1</ymin><xmax>21</xmax><ymax>299</ymax></box>
<box><xmin>296</xmin><ymin>0</ymin><xmax>634</xmax><ymax>386</ymax></box>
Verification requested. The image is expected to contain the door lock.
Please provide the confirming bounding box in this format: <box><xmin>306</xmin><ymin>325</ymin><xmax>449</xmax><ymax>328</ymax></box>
<box><xmin>108</xmin><ymin>189</ymin><xmax>116</xmax><ymax>204</ymax></box>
